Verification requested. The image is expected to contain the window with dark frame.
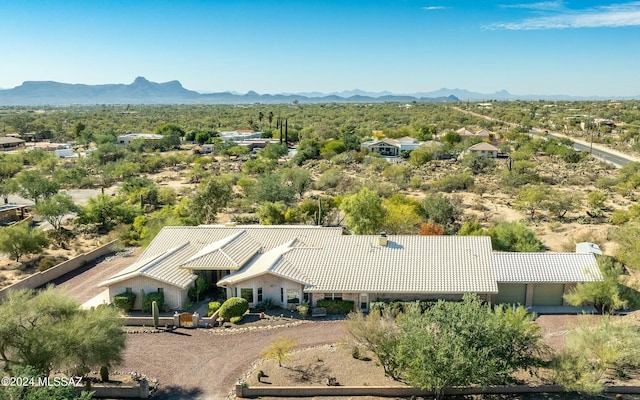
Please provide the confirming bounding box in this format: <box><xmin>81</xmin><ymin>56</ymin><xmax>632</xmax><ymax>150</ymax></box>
<box><xmin>257</xmin><ymin>287</ymin><xmax>263</xmax><ymax>302</ymax></box>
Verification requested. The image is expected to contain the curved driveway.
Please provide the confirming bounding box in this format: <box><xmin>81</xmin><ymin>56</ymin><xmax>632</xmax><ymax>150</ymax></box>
<box><xmin>120</xmin><ymin>321</ymin><xmax>347</xmax><ymax>400</ymax></box>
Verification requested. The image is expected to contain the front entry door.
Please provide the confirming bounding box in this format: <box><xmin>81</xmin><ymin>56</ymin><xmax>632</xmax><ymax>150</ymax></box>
<box><xmin>359</xmin><ymin>293</ymin><xmax>369</xmax><ymax>312</ymax></box>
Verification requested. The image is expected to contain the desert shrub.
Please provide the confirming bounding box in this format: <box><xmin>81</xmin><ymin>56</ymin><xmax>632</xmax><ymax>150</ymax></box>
<box><xmin>296</xmin><ymin>303</ymin><xmax>310</xmax><ymax>318</ymax></box>
<box><xmin>207</xmin><ymin>301</ymin><xmax>221</xmax><ymax>317</ymax></box>
<box><xmin>230</xmin><ymin>316</ymin><xmax>243</xmax><ymax>324</ymax></box>
<box><xmin>431</xmin><ymin>171</ymin><xmax>474</xmax><ymax>192</ymax></box>
<box><xmin>219</xmin><ymin>297</ymin><xmax>249</xmax><ymax>321</ymax></box>
<box><xmin>143</xmin><ymin>291</ymin><xmax>164</xmax><ymax>313</ymax></box>
<box><xmin>316</xmin><ymin>299</ymin><xmax>355</xmax><ymax>314</ymax></box>
<box><xmin>255</xmin><ymin>298</ymin><xmax>277</xmax><ymax>311</ymax></box>
<box><xmin>37</xmin><ymin>256</ymin><xmax>58</xmax><ymax>272</ymax></box>
<box><xmin>113</xmin><ymin>292</ymin><xmax>137</xmax><ymax>313</ymax></box>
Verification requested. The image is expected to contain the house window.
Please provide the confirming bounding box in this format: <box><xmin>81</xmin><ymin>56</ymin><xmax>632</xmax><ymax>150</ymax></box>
<box><xmin>157</xmin><ymin>288</ymin><xmax>164</xmax><ymax>294</ymax></box>
<box><xmin>240</xmin><ymin>288</ymin><xmax>254</xmax><ymax>303</ymax></box>
<box><xmin>234</xmin><ymin>287</ymin><xmax>238</xmax><ymax>297</ymax></box>
<box><xmin>287</xmin><ymin>289</ymin><xmax>300</xmax><ymax>304</ymax></box>
<box><xmin>324</xmin><ymin>293</ymin><xmax>342</xmax><ymax>300</ymax></box>
<box><xmin>125</xmin><ymin>287</ymin><xmax>132</xmax><ymax>293</ymax></box>
<box><xmin>257</xmin><ymin>287</ymin><xmax>263</xmax><ymax>302</ymax></box>
<box><xmin>303</xmin><ymin>292</ymin><xmax>310</xmax><ymax>304</ymax></box>
<box><xmin>280</xmin><ymin>288</ymin><xmax>284</xmax><ymax>302</ymax></box>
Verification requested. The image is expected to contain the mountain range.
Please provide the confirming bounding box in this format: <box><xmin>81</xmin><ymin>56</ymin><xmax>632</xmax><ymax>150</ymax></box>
<box><xmin>0</xmin><ymin>77</ymin><xmax>637</xmax><ymax>106</ymax></box>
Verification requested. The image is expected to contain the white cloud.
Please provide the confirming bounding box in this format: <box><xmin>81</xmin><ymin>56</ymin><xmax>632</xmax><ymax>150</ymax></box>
<box><xmin>500</xmin><ymin>1</ymin><xmax>565</xmax><ymax>11</ymax></box>
<box><xmin>486</xmin><ymin>1</ymin><xmax>640</xmax><ymax>30</ymax></box>
<box><xmin>422</xmin><ymin>6</ymin><xmax>448</xmax><ymax>11</ymax></box>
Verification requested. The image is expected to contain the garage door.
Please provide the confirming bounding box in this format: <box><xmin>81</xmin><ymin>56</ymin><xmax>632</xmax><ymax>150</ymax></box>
<box><xmin>495</xmin><ymin>283</ymin><xmax>527</xmax><ymax>305</ymax></box>
<box><xmin>532</xmin><ymin>284</ymin><xmax>564</xmax><ymax>306</ymax></box>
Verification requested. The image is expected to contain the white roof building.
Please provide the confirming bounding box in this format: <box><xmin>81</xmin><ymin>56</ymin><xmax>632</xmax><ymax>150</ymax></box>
<box><xmin>100</xmin><ymin>226</ymin><xmax>602</xmax><ymax>311</ymax></box>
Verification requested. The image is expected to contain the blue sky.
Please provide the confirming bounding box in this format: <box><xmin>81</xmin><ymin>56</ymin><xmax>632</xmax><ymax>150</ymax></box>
<box><xmin>1</xmin><ymin>0</ymin><xmax>639</xmax><ymax>96</ymax></box>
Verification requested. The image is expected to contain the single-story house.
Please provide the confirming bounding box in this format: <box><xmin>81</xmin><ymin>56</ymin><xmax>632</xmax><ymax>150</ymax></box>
<box><xmin>466</xmin><ymin>142</ymin><xmax>500</xmax><ymax>158</ymax></box>
<box><xmin>360</xmin><ymin>136</ymin><xmax>422</xmax><ymax>157</ymax></box>
<box><xmin>100</xmin><ymin>225</ymin><xmax>602</xmax><ymax>312</ymax></box>
<box><xmin>0</xmin><ymin>137</ymin><xmax>26</xmax><ymax>152</ymax></box>
<box><xmin>117</xmin><ymin>133</ymin><xmax>164</xmax><ymax>145</ymax></box>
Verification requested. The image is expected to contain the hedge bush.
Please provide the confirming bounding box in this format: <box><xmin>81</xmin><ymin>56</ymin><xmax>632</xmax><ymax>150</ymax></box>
<box><xmin>230</xmin><ymin>316</ymin><xmax>243</xmax><ymax>324</ymax></box>
<box><xmin>316</xmin><ymin>299</ymin><xmax>354</xmax><ymax>314</ymax></box>
<box><xmin>113</xmin><ymin>292</ymin><xmax>137</xmax><ymax>313</ymax></box>
<box><xmin>143</xmin><ymin>291</ymin><xmax>164</xmax><ymax>313</ymax></box>
<box><xmin>207</xmin><ymin>301</ymin><xmax>221</xmax><ymax>317</ymax></box>
<box><xmin>218</xmin><ymin>297</ymin><xmax>249</xmax><ymax>321</ymax></box>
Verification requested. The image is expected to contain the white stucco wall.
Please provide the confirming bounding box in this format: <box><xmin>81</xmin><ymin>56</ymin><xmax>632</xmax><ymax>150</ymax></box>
<box><xmin>106</xmin><ymin>276</ymin><xmax>188</xmax><ymax>311</ymax></box>
<box><xmin>221</xmin><ymin>275</ymin><xmax>307</xmax><ymax>309</ymax></box>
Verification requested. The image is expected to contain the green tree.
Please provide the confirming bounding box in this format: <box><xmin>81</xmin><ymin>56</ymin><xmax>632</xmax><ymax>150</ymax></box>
<box><xmin>611</xmin><ymin>222</ymin><xmax>640</xmax><ymax>270</ymax></box>
<box><xmin>77</xmin><ymin>194</ymin><xmax>139</xmax><ymax>232</ymax></box>
<box><xmin>189</xmin><ymin>177</ymin><xmax>233</xmax><ymax>224</ymax></box>
<box><xmin>281</xmin><ymin>168</ymin><xmax>311</xmax><ymax>198</ymax></box>
<box><xmin>33</xmin><ymin>193</ymin><xmax>77</xmax><ymax>230</ymax></box>
<box><xmin>340</xmin><ymin>188</ymin><xmax>386</xmax><ymax>234</ymax></box>
<box><xmin>398</xmin><ymin>297</ymin><xmax>545</xmax><ymax>399</ymax></box>
<box><xmin>382</xmin><ymin>195</ymin><xmax>422</xmax><ymax>234</ymax></box>
<box><xmin>348</xmin><ymin>296</ymin><xmax>546</xmax><ymax>399</ymax></box>
<box><xmin>514</xmin><ymin>184</ymin><xmax>550</xmax><ymax>220</ymax></box>
<box><xmin>258</xmin><ymin>201</ymin><xmax>287</xmax><ymax>225</ymax></box>
<box><xmin>260</xmin><ymin>336</ymin><xmax>297</xmax><ymax>367</ymax></box>
<box><xmin>408</xmin><ymin>146</ymin><xmax>434</xmax><ymax>167</ymax></box>
<box><xmin>16</xmin><ymin>170</ymin><xmax>60</xmax><ymax>204</ymax></box>
<box><xmin>0</xmin><ymin>178</ymin><xmax>19</xmax><ymax>204</ymax></box>
<box><xmin>420</xmin><ymin>194</ymin><xmax>458</xmax><ymax>233</ymax></box>
<box><xmin>0</xmin><ymin>224</ymin><xmax>49</xmax><ymax>262</ymax></box>
<box><xmin>0</xmin><ymin>288</ymin><xmax>125</xmax><ymax>376</ymax></box>
<box><xmin>487</xmin><ymin>221</ymin><xmax>544</xmax><ymax>252</ymax></box>
<box><xmin>250</xmin><ymin>173</ymin><xmax>295</xmax><ymax>205</ymax></box>
<box><xmin>587</xmin><ymin>190</ymin><xmax>607</xmax><ymax>211</ymax></box>
<box><xmin>259</xmin><ymin>143</ymin><xmax>288</xmax><ymax>160</ymax></box>
<box><xmin>564</xmin><ymin>257</ymin><xmax>640</xmax><ymax>314</ymax></box>
<box><xmin>552</xmin><ymin>316</ymin><xmax>640</xmax><ymax>394</ymax></box>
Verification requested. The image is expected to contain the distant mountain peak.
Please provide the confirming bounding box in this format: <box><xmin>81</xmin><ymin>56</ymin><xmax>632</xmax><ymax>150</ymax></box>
<box><xmin>132</xmin><ymin>76</ymin><xmax>150</xmax><ymax>84</ymax></box>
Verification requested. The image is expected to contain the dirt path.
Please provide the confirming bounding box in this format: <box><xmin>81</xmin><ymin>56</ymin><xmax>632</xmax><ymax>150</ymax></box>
<box><xmin>120</xmin><ymin>321</ymin><xmax>346</xmax><ymax>400</ymax></box>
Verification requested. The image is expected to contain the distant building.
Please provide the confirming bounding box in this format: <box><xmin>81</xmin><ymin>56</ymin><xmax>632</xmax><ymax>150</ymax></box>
<box><xmin>0</xmin><ymin>137</ymin><xmax>26</xmax><ymax>152</ymax></box>
<box><xmin>361</xmin><ymin>136</ymin><xmax>422</xmax><ymax>156</ymax></box>
<box><xmin>0</xmin><ymin>205</ymin><xmax>29</xmax><ymax>226</ymax></box>
<box><xmin>466</xmin><ymin>142</ymin><xmax>499</xmax><ymax>158</ymax></box>
<box><xmin>117</xmin><ymin>133</ymin><xmax>164</xmax><ymax>145</ymax></box>
<box><xmin>218</xmin><ymin>130</ymin><xmax>263</xmax><ymax>142</ymax></box>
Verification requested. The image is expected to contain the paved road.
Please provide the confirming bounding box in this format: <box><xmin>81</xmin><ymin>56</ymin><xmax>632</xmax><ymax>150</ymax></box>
<box><xmin>546</xmin><ymin>132</ymin><xmax>637</xmax><ymax>167</ymax></box>
<box><xmin>452</xmin><ymin>106</ymin><xmax>639</xmax><ymax>168</ymax></box>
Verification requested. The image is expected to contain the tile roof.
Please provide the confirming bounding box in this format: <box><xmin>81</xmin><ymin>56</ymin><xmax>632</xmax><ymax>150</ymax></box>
<box><xmin>493</xmin><ymin>252</ymin><xmax>601</xmax><ymax>283</ymax></box>
<box><xmin>177</xmin><ymin>230</ymin><xmax>261</xmax><ymax>270</ymax></box>
<box><xmin>98</xmin><ymin>243</ymin><xmax>197</xmax><ymax>288</ymax></box>
<box><xmin>102</xmin><ymin>226</ymin><xmax>343</xmax><ymax>287</ymax></box>
<box><xmin>221</xmin><ymin>235</ymin><xmax>498</xmax><ymax>294</ymax></box>
<box><xmin>467</xmin><ymin>142</ymin><xmax>499</xmax><ymax>152</ymax></box>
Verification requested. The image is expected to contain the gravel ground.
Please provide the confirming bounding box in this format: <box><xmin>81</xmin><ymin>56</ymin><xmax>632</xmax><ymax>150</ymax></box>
<box><xmin>52</xmin><ymin>248</ymin><xmax>140</xmax><ymax>304</ymax></box>
<box><xmin>119</xmin><ymin>321</ymin><xmax>346</xmax><ymax>400</ymax></box>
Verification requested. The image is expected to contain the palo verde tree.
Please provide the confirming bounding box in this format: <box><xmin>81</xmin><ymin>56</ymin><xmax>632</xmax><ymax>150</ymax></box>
<box><xmin>33</xmin><ymin>192</ymin><xmax>78</xmax><ymax>230</ymax></box>
<box><xmin>348</xmin><ymin>295</ymin><xmax>547</xmax><ymax>400</ymax></box>
<box><xmin>189</xmin><ymin>176</ymin><xmax>233</xmax><ymax>224</ymax></box>
<box><xmin>339</xmin><ymin>187</ymin><xmax>386</xmax><ymax>235</ymax></box>
<box><xmin>0</xmin><ymin>288</ymin><xmax>125</xmax><ymax>376</ymax></box>
<box><xmin>0</xmin><ymin>224</ymin><xmax>49</xmax><ymax>262</ymax></box>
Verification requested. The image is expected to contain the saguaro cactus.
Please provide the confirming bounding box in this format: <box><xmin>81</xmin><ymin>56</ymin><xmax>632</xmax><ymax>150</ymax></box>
<box><xmin>152</xmin><ymin>300</ymin><xmax>159</xmax><ymax>329</ymax></box>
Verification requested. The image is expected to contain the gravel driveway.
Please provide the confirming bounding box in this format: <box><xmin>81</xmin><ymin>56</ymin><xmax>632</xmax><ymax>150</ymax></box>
<box><xmin>120</xmin><ymin>321</ymin><xmax>346</xmax><ymax>400</ymax></box>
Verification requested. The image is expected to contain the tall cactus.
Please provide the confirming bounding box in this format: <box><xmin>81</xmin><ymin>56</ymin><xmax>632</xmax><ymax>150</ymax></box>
<box><xmin>152</xmin><ymin>300</ymin><xmax>159</xmax><ymax>329</ymax></box>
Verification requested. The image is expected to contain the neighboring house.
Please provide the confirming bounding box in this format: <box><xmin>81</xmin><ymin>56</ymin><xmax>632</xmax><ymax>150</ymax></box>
<box><xmin>456</xmin><ymin>127</ymin><xmax>497</xmax><ymax>142</ymax></box>
<box><xmin>101</xmin><ymin>225</ymin><xmax>603</xmax><ymax>312</ymax></box>
<box><xmin>117</xmin><ymin>133</ymin><xmax>164</xmax><ymax>145</ymax></box>
<box><xmin>0</xmin><ymin>137</ymin><xmax>26</xmax><ymax>152</ymax></box>
<box><xmin>219</xmin><ymin>130</ymin><xmax>263</xmax><ymax>142</ymax></box>
<box><xmin>0</xmin><ymin>205</ymin><xmax>29</xmax><ymax>226</ymax></box>
<box><xmin>361</xmin><ymin>136</ymin><xmax>421</xmax><ymax>156</ymax></box>
<box><xmin>493</xmin><ymin>252</ymin><xmax>601</xmax><ymax>306</ymax></box>
<box><xmin>466</xmin><ymin>142</ymin><xmax>500</xmax><ymax>158</ymax></box>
